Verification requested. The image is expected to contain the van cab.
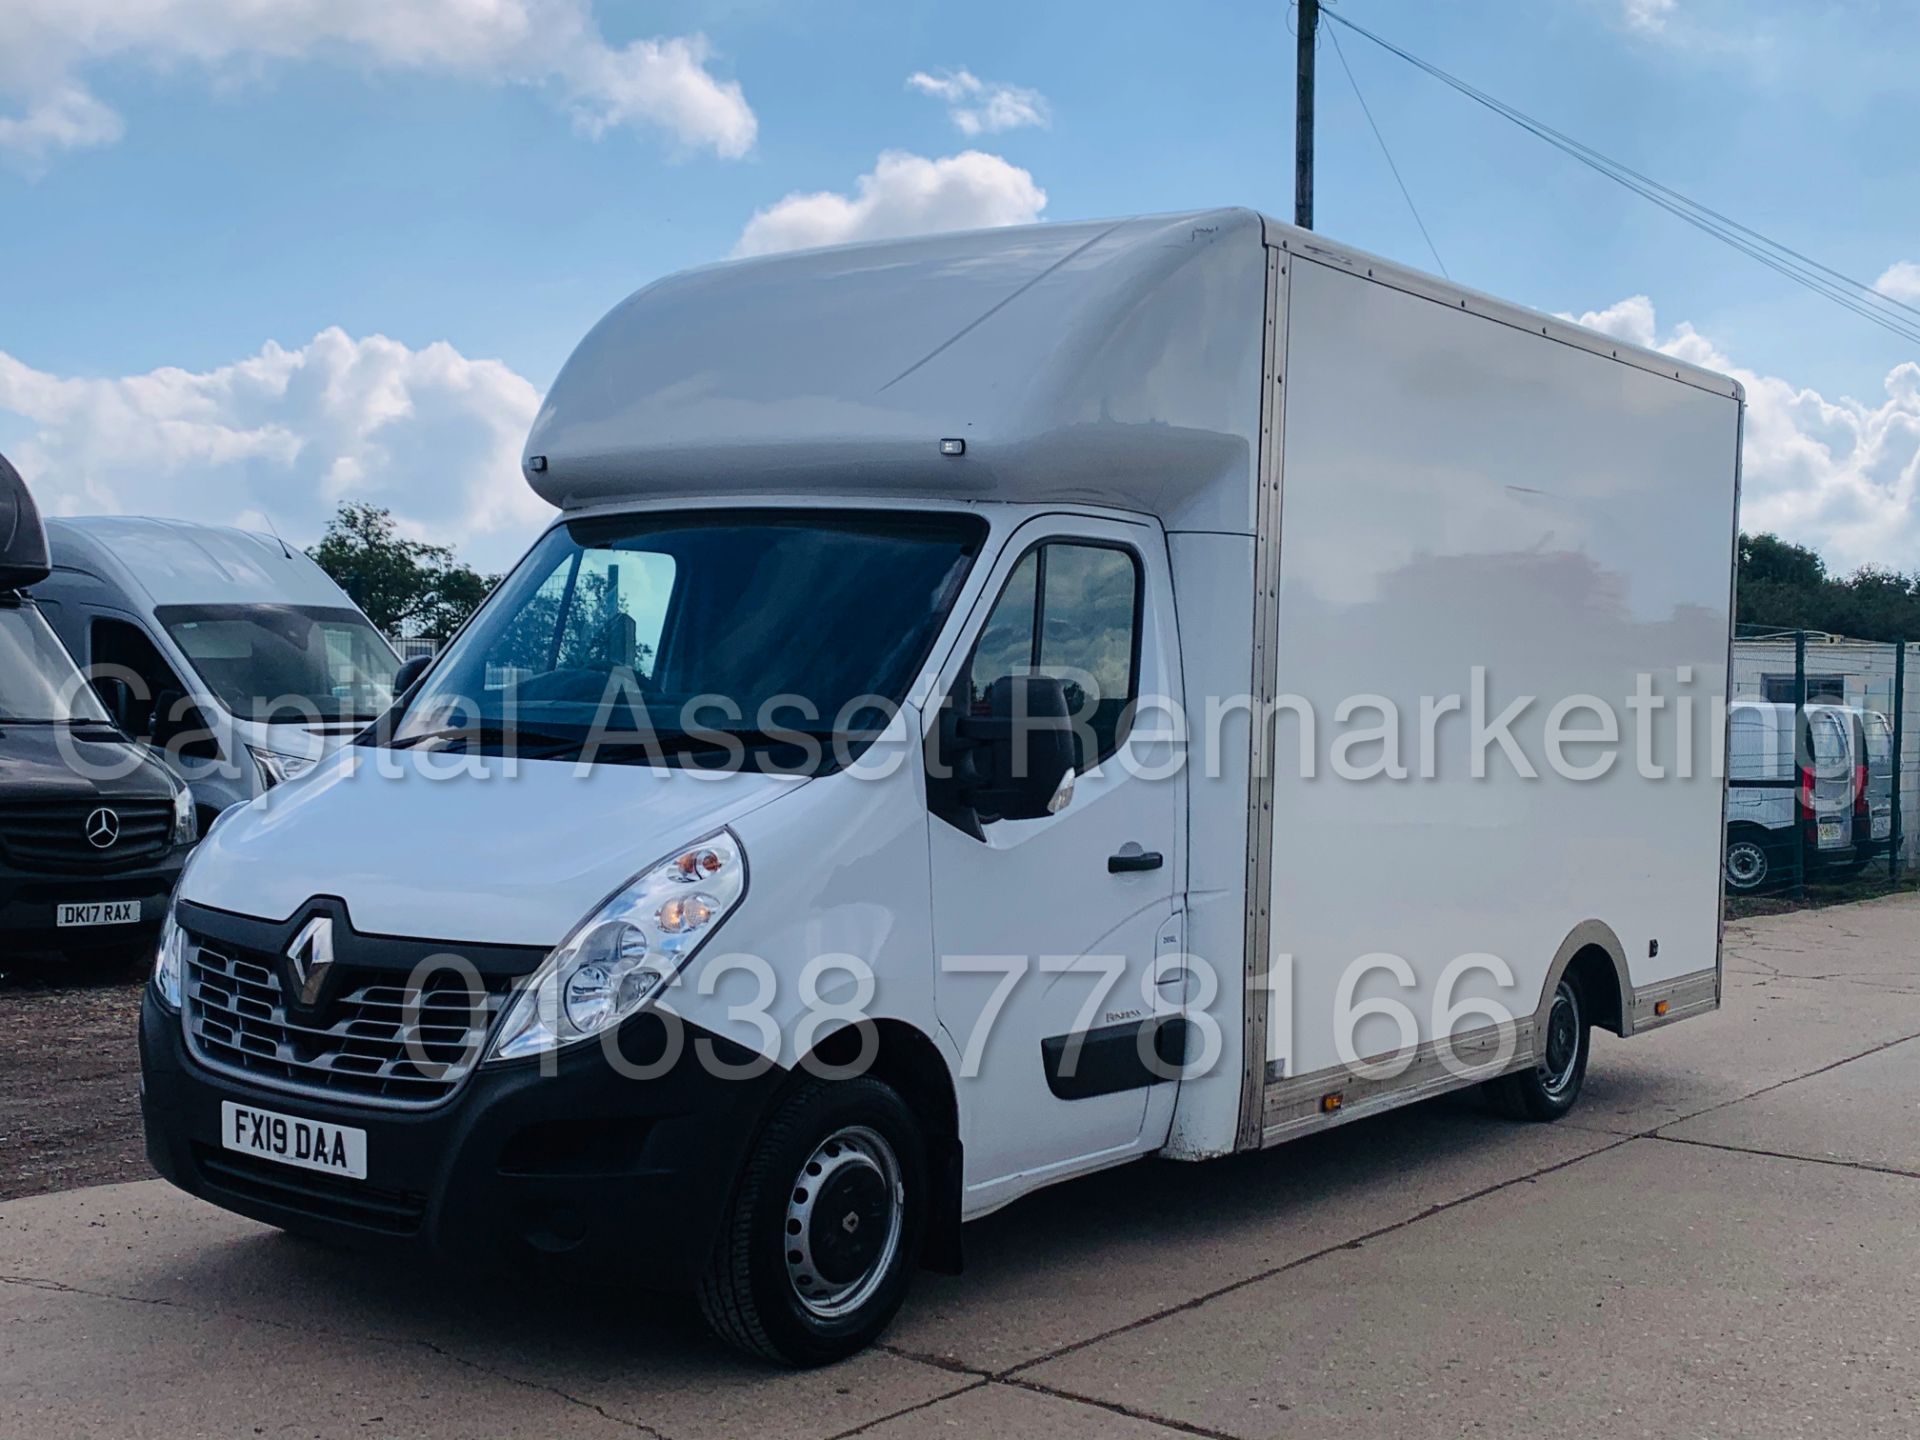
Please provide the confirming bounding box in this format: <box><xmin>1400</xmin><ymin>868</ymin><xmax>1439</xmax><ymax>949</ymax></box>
<box><xmin>34</xmin><ymin>519</ymin><xmax>401</xmax><ymax>828</ymax></box>
<box><xmin>139</xmin><ymin>212</ymin><xmax>1742</xmax><ymax>1364</ymax></box>
<box><xmin>0</xmin><ymin>456</ymin><xmax>197</xmax><ymax>963</ymax></box>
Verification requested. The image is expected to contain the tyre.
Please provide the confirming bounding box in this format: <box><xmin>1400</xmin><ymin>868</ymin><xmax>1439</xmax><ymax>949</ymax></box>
<box><xmin>1486</xmin><ymin>975</ymin><xmax>1589</xmax><ymax>1122</ymax></box>
<box><xmin>1723</xmin><ymin>829</ymin><xmax>1772</xmax><ymax>892</ymax></box>
<box><xmin>697</xmin><ymin>1076</ymin><xmax>926</xmax><ymax>1366</ymax></box>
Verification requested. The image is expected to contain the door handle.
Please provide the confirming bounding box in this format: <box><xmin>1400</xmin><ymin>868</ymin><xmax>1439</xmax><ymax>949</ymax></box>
<box><xmin>1108</xmin><ymin>850</ymin><xmax>1164</xmax><ymax>874</ymax></box>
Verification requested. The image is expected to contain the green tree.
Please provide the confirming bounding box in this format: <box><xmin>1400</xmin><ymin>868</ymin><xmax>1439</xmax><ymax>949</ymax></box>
<box><xmin>308</xmin><ymin>502</ymin><xmax>499</xmax><ymax>638</ymax></box>
<box><xmin>1737</xmin><ymin>532</ymin><xmax>1920</xmax><ymax>642</ymax></box>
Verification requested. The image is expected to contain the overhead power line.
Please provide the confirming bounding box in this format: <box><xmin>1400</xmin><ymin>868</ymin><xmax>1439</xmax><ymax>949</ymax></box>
<box><xmin>1319</xmin><ymin>7</ymin><xmax>1920</xmax><ymax>350</ymax></box>
<box><xmin>1324</xmin><ymin>16</ymin><xmax>1449</xmax><ymax>277</ymax></box>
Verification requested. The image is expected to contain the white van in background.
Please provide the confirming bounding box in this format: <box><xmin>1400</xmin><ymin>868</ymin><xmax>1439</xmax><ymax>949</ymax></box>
<box><xmin>1724</xmin><ymin>699</ymin><xmax>1857</xmax><ymax>891</ymax></box>
<box><xmin>1849</xmin><ymin>707</ymin><xmax>1897</xmax><ymax>867</ymax></box>
<box><xmin>35</xmin><ymin>519</ymin><xmax>400</xmax><ymax>827</ymax></box>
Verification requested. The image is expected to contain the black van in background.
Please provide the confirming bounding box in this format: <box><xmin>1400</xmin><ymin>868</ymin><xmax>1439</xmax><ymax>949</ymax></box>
<box><xmin>1</xmin><ymin>453</ymin><xmax>197</xmax><ymax>965</ymax></box>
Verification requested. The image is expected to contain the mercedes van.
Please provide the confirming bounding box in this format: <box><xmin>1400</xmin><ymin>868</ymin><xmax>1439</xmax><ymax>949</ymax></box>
<box><xmin>140</xmin><ymin>212</ymin><xmax>1742</xmax><ymax>1364</ymax></box>
<box><xmin>0</xmin><ymin>455</ymin><xmax>197</xmax><ymax>964</ymax></box>
<box><xmin>35</xmin><ymin>519</ymin><xmax>400</xmax><ymax>829</ymax></box>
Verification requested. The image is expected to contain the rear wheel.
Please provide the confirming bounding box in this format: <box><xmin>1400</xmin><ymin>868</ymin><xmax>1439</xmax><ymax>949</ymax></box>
<box><xmin>697</xmin><ymin>1077</ymin><xmax>926</xmax><ymax>1366</ymax></box>
<box><xmin>1486</xmin><ymin>976</ymin><xmax>1589</xmax><ymax>1122</ymax></box>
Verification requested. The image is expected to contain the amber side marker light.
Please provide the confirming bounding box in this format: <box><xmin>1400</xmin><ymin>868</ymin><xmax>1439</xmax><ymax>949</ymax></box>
<box><xmin>1321</xmin><ymin>1092</ymin><xmax>1344</xmax><ymax>1114</ymax></box>
<box><xmin>1654</xmin><ymin>1001</ymin><xmax>1671</xmax><ymax>1018</ymax></box>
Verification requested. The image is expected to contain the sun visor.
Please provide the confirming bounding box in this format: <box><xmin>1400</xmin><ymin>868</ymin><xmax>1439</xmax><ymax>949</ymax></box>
<box><xmin>0</xmin><ymin>451</ymin><xmax>51</xmax><ymax>590</ymax></box>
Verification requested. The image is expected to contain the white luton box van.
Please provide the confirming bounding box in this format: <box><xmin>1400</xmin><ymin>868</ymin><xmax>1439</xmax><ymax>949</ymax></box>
<box><xmin>141</xmin><ymin>210</ymin><xmax>1744</xmax><ymax>1364</ymax></box>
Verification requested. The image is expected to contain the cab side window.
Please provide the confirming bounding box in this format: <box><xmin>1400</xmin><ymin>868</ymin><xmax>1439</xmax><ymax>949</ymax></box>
<box><xmin>91</xmin><ymin>617</ymin><xmax>195</xmax><ymax>746</ymax></box>
<box><xmin>964</xmin><ymin>541</ymin><xmax>1141</xmax><ymax>771</ymax></box>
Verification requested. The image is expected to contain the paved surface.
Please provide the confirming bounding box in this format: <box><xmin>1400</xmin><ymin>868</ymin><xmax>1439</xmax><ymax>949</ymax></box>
<box><xmin>4</xmin><ymin>896</ymin><xmax>1918</xmax><ymax>1438</ymax></box>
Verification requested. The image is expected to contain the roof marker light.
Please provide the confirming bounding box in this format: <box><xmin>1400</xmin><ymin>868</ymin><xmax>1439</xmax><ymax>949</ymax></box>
<box><xmin>939</xmin><ymin>438</ymin><xmax>966</xmax><ymax>457</ymax></box>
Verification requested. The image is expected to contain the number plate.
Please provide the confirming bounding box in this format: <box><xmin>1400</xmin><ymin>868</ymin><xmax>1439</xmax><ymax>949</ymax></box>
<box><xmin>220</xmin><ymin>1102</ymin><xmax>367</xmax><ymax>1180</ymax></box>
<box><xmin>1817</xmin><ymin>820</ymin><xmax>1844</xmax><ymax>847</ymax></box>
<box><xmin>56</xmin><ymin>900</ymin><xmax>141</xmax><ymax>928</ymax></box>
<box><xmin>1873</xmin><ymin>813</ymin><xmax>1892</xmax><ymax>841</ymax></box>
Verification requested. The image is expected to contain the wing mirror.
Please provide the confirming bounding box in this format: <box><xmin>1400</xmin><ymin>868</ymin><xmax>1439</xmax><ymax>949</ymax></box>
<box><xmin>150</xmin><ymin>690</ymin><xmax>221</xmax><ymax>762</ymax></box>
<box><xmin>958</xmin><ymin>674</ymin><xmax>1077</xmax><ymax>823</ymax></box>
<box><xmin>90</xmin><ymin>677</ymin><xmax>136</xmax><ymax>734</ymax></box>
<box><xmin>393</xmin><ymin>654</ymin><xmax>432</xmax><ymax>695</ymax></box>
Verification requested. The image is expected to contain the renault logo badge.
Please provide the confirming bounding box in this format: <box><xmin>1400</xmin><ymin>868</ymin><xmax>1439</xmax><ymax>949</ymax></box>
<box><xmin>286</xmin><ymin>916</ymin><xmax>336</xmax><ymax>1007</ymax></box>
<box><xmin>84</xmin><ymin>807</ymin><xmax>121</xmax><ymax>849</ymax></box>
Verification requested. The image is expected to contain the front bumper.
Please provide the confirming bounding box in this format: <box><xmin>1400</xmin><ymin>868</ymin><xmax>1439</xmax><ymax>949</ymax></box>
<box><xmin>0</xmin><ymin>855</ymin><xmax>183</xmax><ymax>957</ymax></box>
<box><xmin>140</xmin><ymin>987</ymin><xmax>786</xmax><ymax>1290</ymax></box>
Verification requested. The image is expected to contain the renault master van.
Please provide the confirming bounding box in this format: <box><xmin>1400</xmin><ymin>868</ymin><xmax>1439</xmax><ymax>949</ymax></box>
<box><xmin>141</xmin><ymin>212</ymin><xmax>1742</xmax><ymax>1364</ymax></box>
<box><xmin>0</xmin><ymin>456</ymin><xmax>197</xmax><ymax>964</ymax></box>
<box><xmin>36</xmin><ymin>519</ymin><xmax>401</xmax><ymax>828</ymax></box>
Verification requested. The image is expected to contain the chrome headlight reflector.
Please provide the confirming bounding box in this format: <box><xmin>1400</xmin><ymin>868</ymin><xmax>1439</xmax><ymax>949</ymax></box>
<box><xmin>485</xmin><ymin>830</ymin><xmax>747</xmax><ymax>1063</ymax></box>
<box><xmin>153</xmin><ymin>903</ymin><xmax>186</xmax><ymax>1010</ymax></box>
<box><xmin>250</xmin><ymin>746</ymin><xmax>316</xmax><ymax>790</ymax></box>
<box><xmin>170</xmin><ymin>782</ymin><xmax>198</xmax><ymax>846</ymax></box>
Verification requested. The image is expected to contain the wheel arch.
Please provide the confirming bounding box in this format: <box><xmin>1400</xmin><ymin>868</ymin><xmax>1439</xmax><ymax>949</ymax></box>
<box><xmin>1538</xmin><ymin>921</ymin><xmax>1631</xmax><ymax>1039</ymax></box>
<box><xmin>799</xmin><ymin>1018</ymin><xmax>965</xmax><ymax>1274</ymax></box>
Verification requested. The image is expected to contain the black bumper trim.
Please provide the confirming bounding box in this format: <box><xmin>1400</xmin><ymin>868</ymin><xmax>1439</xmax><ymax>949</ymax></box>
<box><xmin>142</xmin><ymin>986</ymin><xmax>787</xmax><ymax>1289</ymax></box>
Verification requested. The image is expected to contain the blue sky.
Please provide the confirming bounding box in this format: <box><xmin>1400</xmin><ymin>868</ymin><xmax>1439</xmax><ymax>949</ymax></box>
<box><xmin>2</xmin><ymin>0</ymin><xmax>1916</xmax><ymax>574</ymax></box>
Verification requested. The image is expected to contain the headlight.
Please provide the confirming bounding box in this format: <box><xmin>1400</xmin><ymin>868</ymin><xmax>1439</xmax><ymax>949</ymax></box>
<box><xmin>485</xmin><ymin>831</ymin><xmax>747</xmax><ymax>1063</ymax></box>
<box><xmin>153</xmin><ymin>903</ymin><xmax>186</xmax><ymax>1010</ymax></box>
<box><xmin>170</xmin><ymin>783</ymin><xmax>198</xmax><ymax>846</ymax></box>
<box><xmin>250</xmin><ymin>747</ymin><xmax>317</xmax><ymax>790</ymax></box>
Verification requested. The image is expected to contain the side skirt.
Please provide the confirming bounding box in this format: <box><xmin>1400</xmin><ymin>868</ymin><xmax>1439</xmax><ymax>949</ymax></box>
<box><xmin>1255</xmin><ymin>967</ymin><xmax>1719</xmax><ymax>1149</ymax></box>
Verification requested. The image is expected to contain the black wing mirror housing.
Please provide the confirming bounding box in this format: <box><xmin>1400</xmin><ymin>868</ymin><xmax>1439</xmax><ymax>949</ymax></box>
<box><xmin>959</xmin><ymin>674</ymin><xmax>1077</xmax><ymax>824</ymax></box>
<box><xmin>91</xmin><ymin>677</ymin><xmax>136</xmax><ymax>734</ymax></box>
<box><xmin>393</xmin><ymin>654</ymin><xmax>432</xmax><ymax>695</ymax></box>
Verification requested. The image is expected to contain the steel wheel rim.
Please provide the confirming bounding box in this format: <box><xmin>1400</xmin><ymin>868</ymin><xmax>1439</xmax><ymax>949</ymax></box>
<box><xmin>783</xmin><ymin>1124</ymin><xmax>904</xmax><ymax>1320</ymax></box>
<box><xmin>1727</xmin><ymin>841</ymin><xmax>1767</xmax><ymax>889</ymax></box>
<box><xmin>1537</xmin><ymin>980</ymin><xmax>1582</xmax><ymax>1099</ymax></box>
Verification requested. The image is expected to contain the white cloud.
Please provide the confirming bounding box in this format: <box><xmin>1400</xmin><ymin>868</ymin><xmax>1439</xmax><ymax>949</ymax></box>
<box><xmin>1622</xmin><ymin>0</ymin><xmax>1679</xmax><ymax>34</ymax></box>
<box><xmin>0</xmin><ymin>85</ymin><xmax>124</xmax><ymax>168</ymax></box>
<box><xmin>734</xmin><ymin>149</ymin><xmax>1047</xmax><ymax>257</ymax></box>
<box><xmin>0</xmin><ymin>330</ymin><xmax>552</xmax><ymax>571</ymax></box>
<box><xmin>1565</xmin><ymin>295</ymin><xmax>1920</xmax><ymax>574</ymax></box>
<box><xmin>906</xmin><ymin>68</ymin><xmax>1050</xmax><ymax>136</ymax></box>
<box><xmin>1874</xmin><ymin>261</ymin><xmax>1920</xmax><ymax>306</ymax></box>
<box><xmin>0</xmin><ymin>0</ymin><xmax>755</xmax><ymax>167</ymax></box>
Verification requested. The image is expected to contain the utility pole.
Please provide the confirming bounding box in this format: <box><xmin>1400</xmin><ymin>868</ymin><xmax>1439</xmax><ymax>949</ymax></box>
<box><xmin>1296</xmin><ymin>0</ymin><xmax>1318</xmax><ymax>229</ymax></box>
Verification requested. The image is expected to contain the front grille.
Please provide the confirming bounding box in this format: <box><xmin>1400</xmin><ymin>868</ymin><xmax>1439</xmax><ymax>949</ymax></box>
<box><xmin>194</xmin><ymin>1145</ymin><xmax>426</xmax><ymax>1235</ymax></box>
<box><xmin>183</xmin><ymin>942</ymin><xmax>511</xmax><ymax>1108</ymax></box>
<box><xmin>0</xmin><ymin>798</ymin><xmax>174</xmax><ymax>871</ymax></box>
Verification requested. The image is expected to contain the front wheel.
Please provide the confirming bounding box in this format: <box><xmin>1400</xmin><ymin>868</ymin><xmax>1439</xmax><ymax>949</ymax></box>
<box><xmin>697</xmin><ymin>1077</ymin><xmax>926</xmax><ymax>1366</ymax></box>
<box><xmin>1724</xmin><ymin>831</ymin><xmax>1773</xmax><ymax>892</ymax></box>
<box><xmin>1486</xmin><ymin>976</ymin><xmax>1589</xmax><ymax>1122</ymax></box>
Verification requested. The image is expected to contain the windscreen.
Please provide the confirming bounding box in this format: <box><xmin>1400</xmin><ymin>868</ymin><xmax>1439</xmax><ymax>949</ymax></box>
<box><xmin>0</xmin><ymin>600</ymin><xmax>112</xmax><ymax>724</ymax></box>
<box><xmin>1808</xmin><ymin>710</ymin><xmax>1850</xmax><ymax>770</ymax></box>
<box><xmin>157</xmin><ymin>604</ymin><xmax>399</xmax><ymax>724</ymax></box>
<box><xmin>389</xmin><ymin>509</ymin><xmax>986</xmax><ymax>771</ymax></box>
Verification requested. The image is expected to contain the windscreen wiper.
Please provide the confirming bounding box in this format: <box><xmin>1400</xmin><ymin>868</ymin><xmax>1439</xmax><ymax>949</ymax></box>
<box><xmin>386</xmin><ymin>722</ymin><xmax>583</xmax><ymax>755</ymax></box>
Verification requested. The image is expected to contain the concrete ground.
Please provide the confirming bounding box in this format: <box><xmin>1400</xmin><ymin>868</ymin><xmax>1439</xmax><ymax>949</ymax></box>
<box><xmin>4</xmin><ymin>896</ymin><xmax>1917</xmax><ymax>1439</ymax></box>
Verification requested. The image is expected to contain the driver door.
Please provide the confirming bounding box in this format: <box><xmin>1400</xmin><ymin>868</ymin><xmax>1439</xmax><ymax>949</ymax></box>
<box><xmin>928</xmin><ymin>515</ymin><xmax>1184</xmax><ymax>1198</ymax></box>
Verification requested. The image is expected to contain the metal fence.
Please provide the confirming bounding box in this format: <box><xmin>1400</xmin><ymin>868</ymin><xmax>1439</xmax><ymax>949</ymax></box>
<box><xmin>391</xmin><ymin>636</ymin><xmax>441</xmax><ymax>662</ymax></box>
<box><xmin>1728</xmin><ymin>628</ymin><xmax>1912</xmax><ymax>898</ymax></box>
